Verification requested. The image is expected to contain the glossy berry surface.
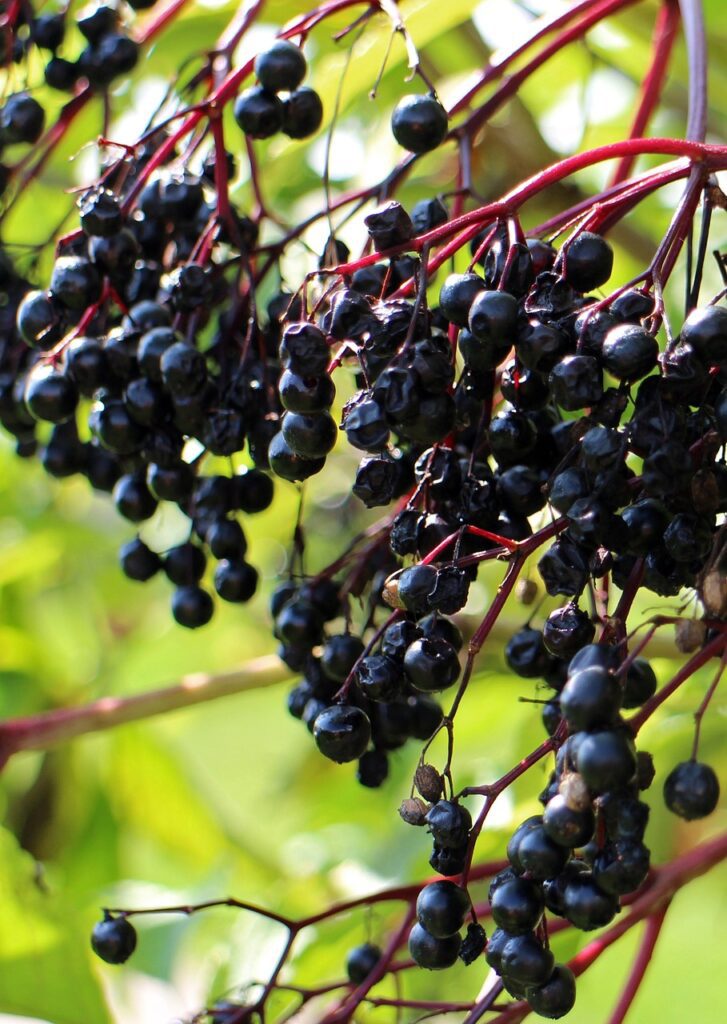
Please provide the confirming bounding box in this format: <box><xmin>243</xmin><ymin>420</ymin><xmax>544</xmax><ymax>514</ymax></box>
<box><xmin>255</xmin><ymin>41</ymin><xmax>307</xmax><ymax>92</ymax></box>
<box><xmin>313</xmin><ymin>704</ymin><xmax>371</xmax><ymax>763</ymax></box>
<box><xmin>91</xmin><ymin>915</ymin><xmax>137</xmax><ymax>964</ymax></box>
<box><xmin>416</xmin><ymin>880</ymin><xmax>470</xmax><ymax>938</ymax></box>
<box><xmin>345</xmin><ymin>942</ymin><xmax>381</xmax><ymax>984</ymax></box>
<box><xmin>663</xmin><ymin>760</ymin><xmax>720</xmax><ymax>820</ymax></box>
<box><xmin>391</xmin><ymin>94</ymin><xmax>448</xmax><ymax>153</ymax></box>
<box><xmin>408</xmin><ymin>922</ymin><xmax>461</xmax><ymax>969</ymax></box>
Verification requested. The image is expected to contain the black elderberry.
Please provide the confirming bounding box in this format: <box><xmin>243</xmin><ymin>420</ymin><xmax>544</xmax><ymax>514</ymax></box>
<box><xmin>397</xmin><ymin>564</ymin><xmax>436</xmax><ymax>616</ymax></box>
<box><xmin>364</xmin><ymin>202</ymin><xmax>414</xmax><ymax>251</ymax></box>
<box><xmin>412</xmin><ymin>197</ymin><xmax>448</xmax><ymax>233</ymax></box>
<box><xmin>517</xmin><ymin>319</ymin><xmax>570</xmax><ymax>373</ymax></box>
<box><xmin>622</xmin><ymin>498</ymin><xmax>670</xmax><ymax>555</ymax></box>
<box><xmin>357</xmin><ymin>748</ymin><xmax>389</xmax><ymax>787</ymax></box>
<box><xmin>408</xmin><ymin>922</ymin><xmax>461</xmax><ymax>969</ymax></box>
<box><xmin>664</xmin><ymin>760</ymin><xmax>720</xmax><ymax>820</ymax></box>
<box><xmin>213</xmin><ymin>560</ymin><xmax>258</xmax><ymax>603</ymax></box>
<box><xmin>562</xmin><ymin>232</ymin><xmax>613</xmax><ymax>292</ymax></box>
<box><xmin>601</xmin><ymin>323</ymin><xmax>658</xmax><ymax>382</ymax></box>
<box><xmin>680</xmin><ymin>304</ymin><xmax>727</xmax><ymax>364</ymax></box>
<box><xmin>562</xmin><ymin>871</ymin><xmax>619</xmax><ymax>930</ymax></box>
<box><xmin>159</xmin><ymin>342</ymin><xmax>207</xmax><ymax>397</ymax></box>
<box><xmin>147</xmin><ymin>462</ymin><xmax>194</xmax><ymax>502</ymax></box>
<box><xmin>255</xmin><ymin>40</ymin><xmax>307</xmax><ymax>92</ymax></box>
<box><xmin>611</xmin><ymin>288</ymin><xmax>654</xmax><ymax>322</ymax></box>
<box><xmin>280</xmin><ymin>410</ymin><xmax>337</xmax><ymax>459</ymax></box>
<box><xmin>49</xmin><ymin>256</ymin><xmax>101</xmax><ymax>311</ymax></box>
<box><xmin>505</xmin><ymin>627</ymin><xmax>553</xmax><ymax>679</ymax></box>
<box><xmin>164</xmin><ymin>543</ymin><xmax>206</xmax><ymax>586</ymax></box>
<box><xmin>542</xmin><ymin>794</ymin><xmax>594</xmax><ymax>848</ymax></box>
<box><xmin>279</xmin><ymin>369</ymin><xmax>335</xmax><ymax>413</ymax></box>
<box><xmin>592</xmin><ymin>839</ymin><xmax>650</xmax><ymax>895</ymax></box>
<box><xmin>282</xmin><ymin>88</ymin><xmax>323</xmax><ymax>139</ymax></box>
<box><xmin>113</xmin><ymin>474</ymin><xmax>157</xmax><ymax>522</ymax></box>
<box><xmin>124</xmin><ymin>378</ymin><xmax>167</xmax><ymax>428</ymax></box>
<box><xmin>352</xmin><ymin>453</ymin><xmax>400</xmax><ymax>506</ymax></box>
<box><xmin>439</xmin><ymin>273</ymin><xmax>485</xmax><ymax>327</ymax></box>
<box><xmin>381</xmin><ymin>620</ymin><xmax>421</xmax><ymax>660</ymax></box>
<box><xmin>119</xmin><ymin>537</ymin><xmax>161</xmax><ymax>582</ymax></box>
<box><xmin>458</xmin><ymin>326</ymin><xmax>510</xmax><ymax>372</ymax></box>
<box><xmin>404</xmin><ymin>636</ymin><xmax>460</xmax><ymax>692</ymax></box>
<box><xmin>426</xmin><ymin>800</ymin><xmax>471</xmax><ymax>847</ymax></box>
<box><xmin>313</xmin><ymin>704</ymin><xmax>371</xmax><ymax>763</ymax></box>
<box><xmin>31</xmin><ymin>13</ymin><xmax>66</xmax><ymax>51</ymax></box>
<box><xmin>356</xmin><ymin>654</ymin><xmax>402</xmax><ymax>701</ymax></box>
<box><xmin>542</xmin><ymin>604</ymin><xmax>595</xmax><ymax>660</ymax></box>
<box><xmin>468</xmin><ymin>289</ymin><xmax>518</xmax><ymax>343</ymax></box>
<box><xmin>527</xmin><ymin>964</ymin><xmax>576</xmax><ymax>1019</ymax></box>
<box><xmin>622</xmin><ymin>658</ymin><xmax>657</xmax><ymax>709</ymax></box>
<box><xmin>500</xmin><ymin>932</ymin><xmax>554</xmax><ymax>987</ymax></box>
<box><xmin>488</xmin><ymin>409</ymin><xmax>537</xmax><ymax>467</ymax></box>
<box><xmin>416</xmin><ymin>880</ymin><xmax>469</xmax><ymax>938</ymax></box>
<box><xmin>0</xmin><ymin>93</ymin><xmax>45</xmax><ymax>145</ymax></box>
<box><xmin>65</xmin><ymin>335</ymin><xmax>110</xmax><ymax>395</ymax></box>
<box><xmin>484</xmin><ymin>926</ymin><xmax>509</xmax><ymax>972</ymax></box>
<box><xmin>549</xmin><ymin>354</ymin><xmax>603</xmax><ymax>410</ymax></box>
<box><xmin>559</xmin><ymin>665</ymin><xmax>622</xmax><ymax>731</ymax></box>
<box><xmin>345</xmin><ymin>942</ymin><xmax>381</xmax><ymax>984</ymax></box>
<box><xmin>280</xmin><ymin>322</ymin><xmax>329</xmax><ymax>375</ymax></box>
<box><xmin>663</xmin><ymin>514</ymin><xmax>713</xmax><ymax>564</ymax></box>
<box><xmin>391</xmin><ymin>94</ymin><xmax>448</xmax><ymax>154</ymax></box>
<box><xmin>171</xmin><ymin>586</ymin><xmax>214</xmax><ymax>628</ymax></box>
<box><xmin>489</xmin><ymin>874</ymin><xmax>544</xmax><ymax>934</ymax></box>
<box><xmin>576</xmin><ymin>729</ymin><xmax>637</xmax><ymax>793</ymax></box>
<box><xmin>91</xmin><ymin>914</ymin><xmax>137</xmax><ymax>965</ymax></box>
<box><xmin>24</xmin><ymin>363</ymin><xmax>78</xmax><ymax>424</ymax></box>
<box><xmin>233</xmin><ymin>86</ymin><xmax>284</xmax><ymax>138</ymax></box>
<box><xmin>537</xmin><ymin>536</ymin><xmax>589</xmax><ymax>597</ymax></box>
<box><xmin>515</xmin><ymin>822</ymin><xmax>571</xmax><ymax>881</ymax></box>
<box><xmin>230</xmin><ymin>470</ymin><xmax>274</xmax><ymax>514</ymax></box>
<box><xmin>79</xmin><ymin>188</ymin><xmax>122</xmax><ymax>238</ymax></box>
<box><xmin>45</xmin><ymin>57</ymin><xmax>78</xmax><ymax>91</ymax></box>
<box><xmin>418</xmin><ymin>614</ymin><xmax>463</xmax><ymax>652</ymax></box>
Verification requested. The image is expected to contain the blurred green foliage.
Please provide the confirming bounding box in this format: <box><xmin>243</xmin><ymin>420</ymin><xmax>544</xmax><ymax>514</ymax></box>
<box><xmin>0</xmin><ymin>0</ymin><xmax>726</xmax><ymax>1021</ymax></box>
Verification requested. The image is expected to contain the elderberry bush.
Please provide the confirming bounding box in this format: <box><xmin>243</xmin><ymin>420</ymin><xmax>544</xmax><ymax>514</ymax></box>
<box><xmin>1</xmin><ymin>2</ymin><xmax>727</xmax><ymax>1023</ymax></box>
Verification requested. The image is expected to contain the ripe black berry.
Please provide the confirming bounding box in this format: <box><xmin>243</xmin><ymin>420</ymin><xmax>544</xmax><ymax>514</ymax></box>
<box><xmin>663</xmin><ymin>760</ymin><xmax>720</xmax><ymax>820</ymax></box>
<box><xmin>345</xmin><ymin>942</ymin><xmax>381</xmax><ymax>984</ymax></box>
<box><xmin>282</xmin><ymin>88</ymin><xmax>324</xmax><ymax>139</ymax></box>
<box><xmin>255</xmin><ymin>40</ymin><xmax>307</xmax><ymax>92</ymax></box>
<box><xmin>527</xmin><ymin>964</ymin><xmax>576</xmax><ymax>1019</ymax></box>
<box><xmin>391</xmin><ymin>94</ymin><xmax>448</xmax><ymax>154</ymax></box>
<box><xmin>91</xmin><ymin>914</ymin><xmax>137</xmax><ymax>965</ymax></box>
<box><xmin>233</xmin><ymin>87</ymin><xmax>284</xmax><ymax>138</ymax></box>
<box><xmin>416</xmin><ymin>880</ymin><xmax>470</xmax><ymax>938</ymax></box>
<box><xmin>489</xmin><ymin>873</ymin><xmax>543</xmax><ymax>934</ymax></box>
<box><xmin>562</xmin><ymin>232</ymin><xmax>613</xmax><ymax>292</ymax></box>
<box><xmin>408</xmin><ymin>922</ymin><xmax>461</xmax><ymax>969</ymax></box>
<box><xmin>171</xmin><ymin>586</ymin><xmax>214</xmax><ymax>628</ymax></box>
<box><xmin>313</xmin><ymin>704</ymin><xmax>371</xmax><ymax>763</ymax></box>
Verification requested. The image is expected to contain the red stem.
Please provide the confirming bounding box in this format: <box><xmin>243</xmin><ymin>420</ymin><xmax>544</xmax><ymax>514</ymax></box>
<box><xmin>606</xmin><ymin>908</ymin><xmax>668</xmax><ymax>1024</ymax></box>
<box><xmin>609</xmin><ymin>0</ymin><xmax>681</xmax><ymax>186</ymax></box>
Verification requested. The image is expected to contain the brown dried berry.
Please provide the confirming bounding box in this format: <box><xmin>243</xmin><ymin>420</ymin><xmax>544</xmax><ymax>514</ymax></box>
<box><xmin>399</xmin><ymin>797</ymin><xmax>430</xmax><ymax>826</ymax></box>
<box><xmin>415</xmin><ymin>763</ymin><xmax>444</xmax><ymax>802</ymax></box>
<box><xmin>674</xmin><ymin>618</ymin><xmax>707</xmax><ymax>654</ymax></box>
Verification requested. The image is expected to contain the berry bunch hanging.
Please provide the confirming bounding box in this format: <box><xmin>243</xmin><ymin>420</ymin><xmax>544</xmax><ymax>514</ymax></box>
<box><xmin>0</xmin><ymin>2</ymin><xmax>725</xmax><ymax>1023</ymax></box>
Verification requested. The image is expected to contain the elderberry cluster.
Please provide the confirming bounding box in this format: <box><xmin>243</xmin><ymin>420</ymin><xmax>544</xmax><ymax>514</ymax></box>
<box><xmin>0</xmin><ymin>1</ymin><xmax>156</xmax><ymax>109</ymax></box>
<box><xmin>3</xmin><ymin>154</ymin><xmax>282</xmax><ymax>625</ymax></box>
<box><xmin>233</xmin><ymin>40</ymin><xmax>323</xmax><ymax>142</ymax></box>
